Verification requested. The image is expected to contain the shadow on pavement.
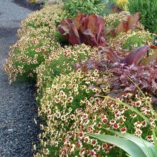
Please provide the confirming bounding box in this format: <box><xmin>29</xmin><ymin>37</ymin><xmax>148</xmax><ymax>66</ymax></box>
<box><xmin>0</xmin><ymin>27</ymin><xmax>18</xmax><ymax>38</ymax></box>
<box><xmin>13</xmin><ymin>0</ymin><xmax>43</xmax><ymax>11</ymax></box>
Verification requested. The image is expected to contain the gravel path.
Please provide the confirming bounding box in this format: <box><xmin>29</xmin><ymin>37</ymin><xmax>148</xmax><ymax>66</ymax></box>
<box><xmin>0</xmin><ymin>1</ymin><xmax>39</xmax><ymax>157</ymax></box>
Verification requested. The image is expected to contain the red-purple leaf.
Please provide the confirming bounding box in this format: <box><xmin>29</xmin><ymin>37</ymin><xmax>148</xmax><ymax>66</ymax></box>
<box><xmin>123</xmin><ymin>46</ymin><xmax>149</xmax><ymax>65</ymax></box>
<box><xmin>110</xmin><ymin>61</ymin><xmax>157</xmax><ymax>96</ymax></box>
<box><xmin>108</xmin><ymin>12</ymin><xmax>141</xmax><ymax>36</ymax></box>
<box><xmin>127</xmin><ymin>12</ymin><xmax>140</xmax><ymax>30</ymax></box>
<box><xmin>100</xmin><ymin>47</ymin><xmax>121</xmax><ymax>63</ymax></box>
<box><xmin>58</xmin><ymin>19</ymin><xmax>81</xmax><ymax>45</ymax></box>
<box><xmin>150</xmin><ymin>44</ymin><xmax>157</xmax><ymax>49</ymax></box>
<box><xmin>116</xmin><ymin>12</ymin><xmax>140</xmax><ymax>34</ymax></box>
<box><xmin>58</xmin><ymin>14</ymin><xmax>106</xmax><ymax>47</ymax></box>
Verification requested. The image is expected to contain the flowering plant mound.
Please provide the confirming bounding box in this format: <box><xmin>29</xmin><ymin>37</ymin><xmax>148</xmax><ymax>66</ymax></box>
<box><xmin>34</xmin><ymin>68</ymin><xmax>157</xmax><ymax>156</ymax></box>
<box><xmin>110</xmin><ymin>30</ymin><xmax>153</xmax><ymax>51</ymax></box>
<box><xmin>4</xmin><ymin>27</ymin><xmax>60</xmax><ymax>82</ymax></box>
<box><xmin>59</xmin><ymin>93</ymin><xmax>156</xmax><ymax>157</ymax></box>
<box><xmin>34</xmin><ymin>70</ymin><xmax>111</xmax><ymax>156</ymax></box>
<box><xmin>17</xmin><ymin>5</ymin><xmax>65</xmax><ymax>38</ymax></box>
<box><xmin>36</xmin><ymin>44</ymin><xmax>97</xmax><ymax>101</ymax></box>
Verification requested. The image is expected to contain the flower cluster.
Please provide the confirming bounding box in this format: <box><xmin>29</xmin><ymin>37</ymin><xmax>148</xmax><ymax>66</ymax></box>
<box><xmin>34</xmin><ymin>70</ymin><xmax>111</xmax><ymax>157</ymax></box>
<box><xmin>34</xmin><ymin>68</ymin><xmax>156</xmax><ymax>157</ymax></box>
<box><xmin>58</xmin><ymin>93</ymin><xmax>156</xmax><ymax>157</ymax></box>
<box><xmin>4</xmin><ymin>27</ymin><xmax>60</xmax><ymax>82</ymax></box>
<box><xmin>17</xmin><ymin>4</ymin><xmax>66</xmax><ymax>38</ymax></box>
<box><xmin>4</xmin><ymin>4</ymin><xmax>65</xmax><ymax>82</ymax></box>
<box><xmin>36</xmin><ymin>44</ymin><xmax>97</xmax><ymax>102</ymax></box>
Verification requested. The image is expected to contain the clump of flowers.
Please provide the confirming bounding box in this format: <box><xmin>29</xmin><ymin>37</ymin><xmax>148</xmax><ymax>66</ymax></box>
<box><xmin>4</xmin><ymin>27</ymin><xmax>60</xmax><ymax>82</ymax></box>
<box><xmin>17</xmin><ymin>4</ymin><xmax>66</xmax><ymax>38</ymax></box>
<box><xmin>58</xmin><ymin>93</ymin><xmax>156</xmax><ymax>157</ymax></box>
<box><xmin>110</xmin><ymin>30</ymin><xmax>153</xmax><ymax>51</ymax></box>
<box><xmin>36</xmin><ymin>44</ymin><xmax>97</xmax><ymax>101</ymax></box>
<box><xmin>34</xmin><ymin>68</ymin><xmax>156</xmax><ymax>156</ymax></box>
<box><xmin>34</xmin><ymin>70</ymin><xmax>111</xmax><ymax>156</ymax></box>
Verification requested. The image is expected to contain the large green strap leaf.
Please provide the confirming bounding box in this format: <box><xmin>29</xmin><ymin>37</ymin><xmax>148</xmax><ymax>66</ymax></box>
<box><xmin>105</xmin><ymin>130</ymin><xmax>157</xmax><ymax>157</ymax></box>
<box><xmin>152</xmin><ymin>129</ymin><xmax>157</xmax><ymax>154</ymax></box>
<box><xmin>115</xmin><ymin>133</ymin><xmax>157</xmax><ymax>157</ymax></box>
<box><xmin>88</xmin><ymin>134</ymin><xmax>148</xmax><ymax>157</ymax></box>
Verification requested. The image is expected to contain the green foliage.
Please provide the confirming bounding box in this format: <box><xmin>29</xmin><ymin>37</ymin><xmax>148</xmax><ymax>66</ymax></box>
<box><xmin>122</xmin><ymin>31</ymin><xmax>152</xmax><ymax>50</ymax></box>
<box><xmin>110</xmin><ymin>30</ymin><xmax>152</xmax><ymax>51</ymax></box>
<box><xmin>63</xmin><ymin>0</ymin><xmax>106</xmax><ymax>17</ymax></box>
<box><xmin>128</xmin><ymin>0</ymin><xmax>157</xmax><ymax>33</ymax></box>
<box><xmin>54</xmin><ymin>31</ymin><xmax>69</xmax><ymax>46</ymax></box>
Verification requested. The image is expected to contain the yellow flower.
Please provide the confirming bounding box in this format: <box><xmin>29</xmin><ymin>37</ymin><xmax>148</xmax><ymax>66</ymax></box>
<box><xmin>117</xmin><ymin>0</ymin><xmax>128</xmax><ymax>5</ymax></box>
<box><xmin>116</xmin><ymin>0</ymin><xmax>128</xmax><ymax>10</ymax></box>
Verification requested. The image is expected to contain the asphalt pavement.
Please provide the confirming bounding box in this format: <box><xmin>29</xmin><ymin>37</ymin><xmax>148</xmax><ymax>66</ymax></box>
<box><xmin>0</xmin><ymin>1</ymin><xmax>39</xmax><ymax>157</ymax></box>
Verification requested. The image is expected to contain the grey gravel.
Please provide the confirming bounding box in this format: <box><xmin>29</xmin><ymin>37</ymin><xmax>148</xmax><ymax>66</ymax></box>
<box><xmin>0</xmin><ymin>1</ymin><xmax>39</xmax><ymax>157</ymax></box>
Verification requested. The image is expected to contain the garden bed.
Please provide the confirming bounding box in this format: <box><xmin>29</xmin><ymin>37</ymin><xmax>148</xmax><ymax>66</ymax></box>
<box><xmin>4</xmin><ymin>0</ymin><xmax>157</xmax><ymax>157</ymax></box>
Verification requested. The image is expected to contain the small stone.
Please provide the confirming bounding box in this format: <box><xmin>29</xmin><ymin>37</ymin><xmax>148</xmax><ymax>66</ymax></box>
<box><xmin>8</xmin><ymin>129</ymin><xmax>13</xmax><ymax>132</ymax></box>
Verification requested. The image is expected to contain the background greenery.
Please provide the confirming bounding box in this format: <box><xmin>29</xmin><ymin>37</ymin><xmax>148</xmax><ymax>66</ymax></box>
<box><xmin>128</xmin><ymin>0</ymin><xmax>157</xmax><ymax>33</ymax></box>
